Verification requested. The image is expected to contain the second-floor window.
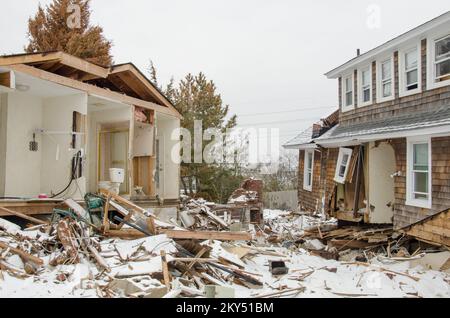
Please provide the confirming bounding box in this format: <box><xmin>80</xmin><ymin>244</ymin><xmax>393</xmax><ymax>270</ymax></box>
<box><xmin>381</xmin><ymin>60</ymin><xmax>392</xmax><ymax>97</ymax></box>
<box><xmin>359</xmin><ymin>66</ymin><xmax>372</xmax><ymax>106</ymax></box>
<box><xmin>399</xmin><ymin>45</ymin><xmax>421</xmax><ymax>96</ymax></box>
<box><xmin>405</xmin><ymin>49</ymin><xmax>419</xmax><ymax>90</ymax></box>
<box><xmin>342</xmin><ymin>74</ymin><xmax>353</xmax><ymax>110</ymax></box>
<box><xmin>435</xmin><ymin>35</ymin><xmax>450</xmax><ymax>82</ymax></box>
<box><xmin>377</xmin><ymin>56</ymin><xmax>394</xmax><ymax>102</ymax></box>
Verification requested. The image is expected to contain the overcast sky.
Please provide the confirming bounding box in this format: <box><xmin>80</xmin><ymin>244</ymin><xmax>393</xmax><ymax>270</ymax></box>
<box><xmin>1</xmin><ymin>0</ymin><xmax>449</xmax><ymax>145</ymax></box>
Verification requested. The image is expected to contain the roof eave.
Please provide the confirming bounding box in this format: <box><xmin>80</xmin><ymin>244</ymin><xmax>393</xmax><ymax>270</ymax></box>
<box><xmin>325</xmin><ymin>11</ymin><xmax>450</xmax><ymax>79</ymax></box>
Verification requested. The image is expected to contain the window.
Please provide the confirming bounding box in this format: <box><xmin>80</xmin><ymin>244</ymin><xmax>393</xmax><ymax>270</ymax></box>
<box><xmin>359</xmin><ymin>66</ymin><xmax>372</xmax><ymax>106</ymax></box>
<box><xmin>435</xmin><ymin>35</ymin><xmax>450</xmax><ymax>82</ymax></box>
<box><xmin>406</xmin><ymin>137</ymin><xmax>432</xmax><ymax>209</ymax></box>
<box><xmin>303</xmin><ymin>149</ymin><xmax>314</xmax><ymax>191</ymax></box>
<box><xmin>342</xmin><ymin>74</ymin><xmax>354</xmax><ymax>111</ymax></box>
<box><xmin>381</xmin><ymin>60</ymin><xmax>392</xmax><ymax>97</ymax></box>
<box><xmin>334</xmin><ymin>148</ymin><xmax>353</xmax><ymax>184</ymax></box>
<box><xmin>405</xmin><ymin>49</ymin><xmax>419</xmax><ymax>90</ymax></box>
<box><xmin>399</xmin><ymin>45</ymin><xmax>421</xmax><ymax>96</ymax></box>
<box><xmin>377</xmin><ymin>56</ymin><xmax>394</xmax><ymax>102</ymax></box>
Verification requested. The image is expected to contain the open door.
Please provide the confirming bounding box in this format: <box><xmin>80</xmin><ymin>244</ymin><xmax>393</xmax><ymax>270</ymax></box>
<box><xmin>368</xmin><ymin>141</ymin><xmax>395</xmax><ymax>224</ymax></box>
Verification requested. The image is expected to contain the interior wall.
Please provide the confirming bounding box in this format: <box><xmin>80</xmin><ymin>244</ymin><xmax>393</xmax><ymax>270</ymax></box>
<box><xmin>3</xmin><ymin>92</ymin><xmax>43</xmax><ymax>197</ymax></box>
<box><xmin>87</xmin><ymin>107</ymin><xmax>131</xmax><ymax>193</ymax></box>
<box><xmin>40</xmin><ymin>94</ymin><xmax>88</xmax><ymax>199</ymax></box>
<box><xmin>0</xmin><ymin>94</ymin><xmax>8</xmax><ymax>196</ymax></box>
<box><xmin>156</xmin><ymin>116</ymin><xmax>180</xmax><ymax>200</ymax></box>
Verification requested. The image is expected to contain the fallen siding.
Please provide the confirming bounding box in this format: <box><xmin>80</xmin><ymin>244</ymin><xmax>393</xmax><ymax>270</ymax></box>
<box><xmin>402</xmin><ymin>208</ymin><xmax>450</xmax><ymax>247</ymax></box>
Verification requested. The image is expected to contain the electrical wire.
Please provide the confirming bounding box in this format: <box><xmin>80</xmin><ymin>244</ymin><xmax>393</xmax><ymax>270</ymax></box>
<box><xmin>51</xmin><ymin>150</ymin><xmax>82</xmax><ymax>199</ymax></box>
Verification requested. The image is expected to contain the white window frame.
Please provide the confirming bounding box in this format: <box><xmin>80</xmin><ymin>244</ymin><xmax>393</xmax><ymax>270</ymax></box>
<box><xmin>303</xmin><ymin>149</ymin><xmax>314</xmax><ymax>191</ymax></box>
<box><xmin>334</xmin><ymin>147</ymin><xmax>353</xmax><ymax>184</ymax></box>
<box><xmin>399</xmin><ymin>44</ymin><xmax>421</xmax><ymax>97</ymax></box>
<box><xmin>358</xmin><ymin>65</ymin><xmax>372</xmax><ymax>107</ymax></box>
<box><xmin>427</xmin><ymin>33</ymin><xmax>450</xmax><ymax>89</ymax></box>
<box><xmin>341</xmin><ymin>73</ymin><xmax>354</xmax><ymax>112</ymax></box>
<box><xmin>376</xmin><ymin>55</ymin><xmax>395</xmax><ymax>103</ymax></box>
<box><xmin>406</xmin><ymin>136</ymin><xmax>432</xmax><ymax>209</ymax></box>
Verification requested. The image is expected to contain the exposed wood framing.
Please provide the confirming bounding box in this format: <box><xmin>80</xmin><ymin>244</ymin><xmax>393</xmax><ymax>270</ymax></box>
<box><xmin>7</xmin><ymin>64</ymin><xmax>181</xmax><ymax>118</ymax></box>
<box><xmin>0</xmin><ymin>52</ymin><xmax>109</xmax><ymax>79</ymax></box>
<box><xmin>0</xmin><ymin>71</ymin><xmax>15</xmax><ymax>88</ymax></box>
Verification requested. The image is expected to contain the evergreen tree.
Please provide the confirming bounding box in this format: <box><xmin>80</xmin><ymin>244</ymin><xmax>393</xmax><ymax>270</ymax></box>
<box><xmin>26</xmin><ymin>0</ymin><xmax>113</xmax><ymax>66</ymax></box>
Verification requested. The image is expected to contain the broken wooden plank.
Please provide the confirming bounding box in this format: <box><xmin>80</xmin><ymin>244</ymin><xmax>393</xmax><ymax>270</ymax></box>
<box><xmin>161</xmin><ymin>250</ymin><xmax>171</xmax><ymax>290</ymax></box>
<box><xmin>202</xmin><ymin>208</ymin><xmax>229</xmax><ymax>229</ymax></box>
<box><xmin>56</xmin><ymin>218</ymin><xmax>80</xmax><ymax>263</ymax></box>
<box><xmin>0</xmin><ymin>207</ymin><xmax>48</xmax><ymax>225</ymax></box>
<box><xmin>0</xmin><ymin>241</ymin><xmax>43</xmax><ymax>266</ymax></box>
<box><xmin>160</xmin><ymin>229</ymin><xmax>251</xmax><ymax>241</ymax></box>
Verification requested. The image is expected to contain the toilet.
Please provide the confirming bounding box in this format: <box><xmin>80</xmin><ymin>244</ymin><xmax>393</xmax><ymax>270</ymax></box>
<box><xmin>98</xmin><ymin>168</ymin><xmax>125</xmax><ymax>194</ymax></box>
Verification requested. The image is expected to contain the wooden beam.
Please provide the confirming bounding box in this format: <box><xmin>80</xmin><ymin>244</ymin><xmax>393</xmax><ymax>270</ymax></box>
<box><xmin>0</xmin><ymin>71</ymin><xmax>15</xmax><ymax>89</ymax></box>
<box><xmin>8</xmin><ymin>64</ymin><xmax>181</xmax><ymax>118</ymax></box>
<box><xmin>103</xmin><ymin>228</ymin><xmax>252</xmax><ymax>241</ymax></box>
<box><xmin>0</xmin><ymin>52</ymin><xmax>63</xmax><ymax>67</ymax></box>
<box><xmin>160</xmin><ymin>250</ymin><xmax>171</xmax><ymax>290</ymax></box>
<box><xmin>59</xmin><ymin>53</ymin><xmax>109</xmax><ymax>79</ymax></box>
<box><xmin>160</xmin><ymin>229</ymin><xmax>252</xmax><ymax>241</ymax></box>
<box><xmin>0</xmin><ymin>207</ymin><xmax>49</xmax><ymax>225</ymax></box>
<box><xmin>110</xmin><ymin>64</ymin><xmax>179</xmax><ymax>114</ymax></box>
<box><xmin>0</xmin><ymin>52</ymin><xmax>109</xmax><ymax>79</ymax></box>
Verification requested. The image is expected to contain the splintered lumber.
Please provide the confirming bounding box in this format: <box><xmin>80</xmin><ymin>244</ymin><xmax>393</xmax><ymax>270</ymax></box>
<box><xmin>169</xmin><ymin>258</ymin><xmax>215</xmax><ymax>263</ymax></box>
<box><xmin>56</xmin><ymin>218</ymin><xmax>80</xmax><ymax>263</ymax></box>
<box><xmin>64</xmin><ymin>199</ymin><xmax>90</xmax><ymax>221</ymax></box>
<box><xmin>103</xmin><ymin>194</ymin><xmax>111</xmax><ymax>232</ymax></box>
<box><xmin>0</xmin><ymin>241</ymin><xmax>43</xmax><ymax>266</ymax></box>
<box><xmin>99</xmin><ymin>189</ymin><xmax>150</xmax><ymax>216</ymax></box>
<box><xmin>202</xmin><ymin>209</ymin><xmax>229</xmax><ymax>229</ymax></box>
<box><xmin>343</xmin><ymin>261</ymin><xmax>420</xmax><ymax>281</ymax></box>
<box><xmin>0</xmin><ymin>207</ymin><xmax>48</xmax><ymax>225</ymax></box>
<box><xmin>161</xmin><ymin>250</ymin><xmax>171</xmax><ymax>290</ymax></box>
<box><xmin>160</xmin><ymin>229</ymin><xmax>251</xmax><ymax>241</ymax></box>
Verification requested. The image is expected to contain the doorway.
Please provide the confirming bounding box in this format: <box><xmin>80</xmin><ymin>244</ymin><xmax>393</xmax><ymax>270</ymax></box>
<box><xmin>368</xmin><ymin>141</ymin><xmax>396</xmax><ymax>224</ymax></box>
<box><xmin>98</xmin><ymin>126</ymin><xmax>129</xmax><ymax>194</ymax></box>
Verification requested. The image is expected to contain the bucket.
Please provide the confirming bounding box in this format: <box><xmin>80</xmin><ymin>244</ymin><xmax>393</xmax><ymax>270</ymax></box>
<box><xmin>109</xmin><ymin>168</ymin><xmax>125</xmax><ymax>183</ymax></box>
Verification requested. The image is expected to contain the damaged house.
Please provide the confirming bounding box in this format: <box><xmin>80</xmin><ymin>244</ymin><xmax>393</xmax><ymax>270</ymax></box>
<box><xmin>0</xmin><ymin>52</ymin><xmax>181</xmax><ymax>218</ymax></box>
<box><xmin>284</xmin><ymin>12</ymin><xmax>450</xmax><ymax>245</ymax></box>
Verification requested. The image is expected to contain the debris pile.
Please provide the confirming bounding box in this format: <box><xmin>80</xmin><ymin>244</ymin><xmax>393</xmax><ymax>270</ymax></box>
<box><xmin>0</xmin><ymin>196</ymin><xmax>449</xmax><ymax>298</ymax></box>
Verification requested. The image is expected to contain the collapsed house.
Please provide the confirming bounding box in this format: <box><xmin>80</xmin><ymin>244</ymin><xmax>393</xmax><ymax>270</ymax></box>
<box><xmin>284</xmin><ymin>12</ymin><xmax>450</xmax><ymax>247</ymax></box>
<box><xmin>0</xmin><ymin>52</ymin><xmax>181</xmax><ymax>219</ymax></box>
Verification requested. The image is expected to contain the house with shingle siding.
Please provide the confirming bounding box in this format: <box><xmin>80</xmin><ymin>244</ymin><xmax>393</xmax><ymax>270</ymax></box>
<box><xmin>285</xmin><ymin>11</ymin><xmax>450</xmax><ymax>238</ymax></box>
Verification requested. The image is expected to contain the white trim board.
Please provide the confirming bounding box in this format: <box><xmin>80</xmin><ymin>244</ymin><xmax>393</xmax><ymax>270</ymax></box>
<box><xmin>316</xmin><ymin>124</ymin><xmax>450</xmax><ymax>147</ymax></box>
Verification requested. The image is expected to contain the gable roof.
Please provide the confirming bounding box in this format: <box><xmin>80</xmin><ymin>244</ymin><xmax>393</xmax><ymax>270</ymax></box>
<box><xmin>325</xmin><ymin>11</ymin><xmax>450</xmax><ymax>79</ymax></box>
<box><xmin>0</xmin><ymin>51</ymin><xmax>180</xmax><ymax>117</ymax></box>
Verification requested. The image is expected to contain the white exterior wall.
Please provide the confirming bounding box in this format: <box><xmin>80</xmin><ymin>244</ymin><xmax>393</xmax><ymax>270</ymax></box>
<box><xmin>3</xmin><ymin>93</ymin><xmax>43</xmax><ymax>197</ymax></box>
<box><xmin>40</xmin><ymin>94</ymin><xmax>88</xmax><ymax>199</ymax></box>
